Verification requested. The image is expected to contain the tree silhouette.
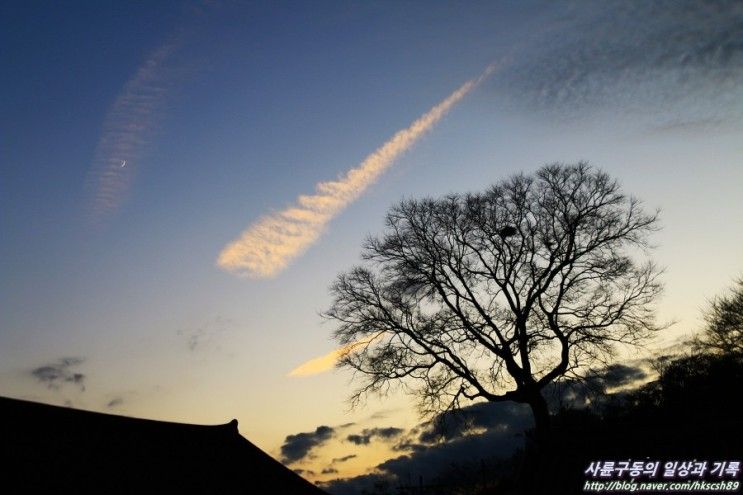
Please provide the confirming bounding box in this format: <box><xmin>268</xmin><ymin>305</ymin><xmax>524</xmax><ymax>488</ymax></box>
<box><xmin>695</xmin><ymin>278</ymin><xmax>743</xmax><ymax>357</ymax></box>
<box><xmin>325</xmin><ymin>163</ymin><xmax>663</xmax><ymax>446</ymax></box>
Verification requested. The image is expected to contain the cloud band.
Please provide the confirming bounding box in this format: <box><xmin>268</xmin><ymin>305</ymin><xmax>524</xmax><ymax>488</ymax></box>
<box><xmin>217</xmin><ymin>65</ymin><xmax>496</xmax><ymax>278</ymax></box>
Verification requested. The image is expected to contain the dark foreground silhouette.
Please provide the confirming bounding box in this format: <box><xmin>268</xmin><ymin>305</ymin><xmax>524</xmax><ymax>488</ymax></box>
<box><xmin>322</xmin><ymin>352</ymin><xmax>743</xmax><ymax>495</ymax></box>
<box><xmin>523</xmin><ymin>352</ymin><xmax>743</xmax><ymax>494</ymax></box>
<box><xmin>469</xmin><ymin>353</ymin><xmax>743</xmax><ymax>495</ymax></box>
<box><xmin>0</xmin><ymin>396</ymin><xmax>326</xmax><ymax>494</ymax></box>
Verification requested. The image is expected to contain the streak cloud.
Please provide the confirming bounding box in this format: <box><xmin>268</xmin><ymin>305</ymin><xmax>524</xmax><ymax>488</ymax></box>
<box><xmin>86</xmin><ymin>38</ymin><xmax>180</xmax><ymax>222</ymax></box>
<box><xmin>217</xmin><ymin>65</ymin><xmax>496</xmax><ymax>278</ymax></box>
<box><xmin>288</xmin><ymin>334</ymin><xmax>384</xmax><ymax>377</ymax></box>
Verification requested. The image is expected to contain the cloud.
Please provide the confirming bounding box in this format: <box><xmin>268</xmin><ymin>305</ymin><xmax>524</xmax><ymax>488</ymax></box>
<box><xmin>106</xmin><ymin>397</ymin><xmax>124</xmax><ymax>408</ymax></box>
<box><xmin>288</xmin><ymin>335</ymin><xmax>384</xmax><ymax>377</ymax></box>
<box><xmin>344</xmin><ymin>435</ymin><xmax>367</xmax><ymax>446</ymax></box>
<box><xmin>346</xmin><ymin>427</ymin><xmax>404</xmax><ymax>445</ymax></box>
<box><xmin>322</xmin><ymin>473</ymin><xmax>392</xmax><ymax>495</ymax></box>
<box><xmin>287</xmin><ymin>345</ymin><xmax>354</xmax><ymax>377</ymax></box>
<box><xmin>546</xmin><ymin>363</ymin><xmax>648</xmax><ymax>410</ymax></box>
<box><xmin>323</xmin><ymin>403</ymin><xmax>527</xmax><ymax>495</ymax></box>
<box><xmin>598</xmin><ymin>363</ymin><xmax>647</xmax><ymax>388</ymax></box>
<box><xmin>494</xmin><ymin>0</ymin><xmax>743</xmax><ymax>126</ymax></box>
<box><xmin>377</xmin><ymin>428</ymin><xmax>520</xmax><ymax>483</ymax></box>
<box><xmin>321</xmin><ymin>364</ymin><xmax>651</xmax><ymax>494</ymax></box>
<box><xmin>320</xmin><ymin>401</ymin><xmax>535</xmax><ymax>494</ymax></box>
<box><xmin>86</xmin><ymin>37</ymin><xmax>182</xmax><ymax>223</ymax></box>
<box><xmin>280</xmin><ymin>425</ymin><xmax>336</xmax><ymax>464</ymax></box>
<box><xmin>178</xmin><ymin>316</ymin><xmax>233</xmax><ymax>352</ymax></box>
<box><xmin>322</xmin><ymin>467</ymin><xmax>339</xmax><ymax>475</ymax></box>
<box><xmin>368</xmin><ymin>409</ymin><xmax>396</xmax><ymax>420</ymax></box>
<box><xmin>322</xmin><ymin>363</ymin><xmax>650</xmax><ymax>494</ymax></box>
<box><xmin>643</xmin><ymin>117</ymin><xmax>730</xmax><ymax>137</ymax></box>
<box><xmin>331</xmin><ymin>454</ymin><xmax>357</xmax><ymax>464</ymax></box>
<box><xmin>414</xmin><ymin>402</ymin><xmax>532</xmax><ymax>445</ymax></box>
<box><xmin>31</xmin><ymin>357</ymin><xmax>86</xmax><ymax>391</ymax></box>
<box><xmin>293</xmin><ymin>468</ymin><xmax>316</xmax><ymax>477</ymax></box>
<box><xmin>217</xmin><ymin>65</ymin><xmax>496</xmax><ymax>279</ymax></box>
<box><xmin>322</xmin><ymin>402</ymin><xmax>531</xmax><ymax>494</ymax></box>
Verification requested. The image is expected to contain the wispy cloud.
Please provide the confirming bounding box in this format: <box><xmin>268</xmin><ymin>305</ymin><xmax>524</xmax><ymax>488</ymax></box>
<box><xmin>288</xmin><ymin>334</ymin><xmax>384</xmax><ymax>377</ymax></box>
<box><xmin>494</xmin><ymin>0</ymin><xmax>743</xmax><ymax>126</ymax></box>
<box><xmin>287</xmin><ymin>347</ymin><xmax>348</xmax><ymax>377</ymax></box>
<box><xmin>31</xmin><ymin>357</ymin><xmax>86</xmax><ymax>391</ymax></box>
<box><xmin>217</xmin><ymin>65</ymin><xmax>496</xmax><ymax>278</ymax></box>
<box><xmin>177</xmin><ymin>315</ymin><xmax>233</xmax><ymax>353</ymax></box>
<box><xmin>86</xmin><ymin>38</ymin><xmax>181</xmax><ymax>222</ymax></box>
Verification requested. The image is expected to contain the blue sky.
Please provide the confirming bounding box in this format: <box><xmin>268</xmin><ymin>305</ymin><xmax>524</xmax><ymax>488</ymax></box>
<box><xmin>2</xmin><ymin>0</ymin><xmax>742</xmax><ymax>488</ymax></box>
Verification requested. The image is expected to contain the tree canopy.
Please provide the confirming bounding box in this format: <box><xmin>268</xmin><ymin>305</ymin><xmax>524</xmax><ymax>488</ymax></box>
<box><xmin>695</xmin><ymin>278</ymin><xmax>743</xmax><ymax>357</ymax></box>
<box><xmin>326</xmin><ymin>162</ymin><xmax>663</xmax><ymax>441</ymax></box>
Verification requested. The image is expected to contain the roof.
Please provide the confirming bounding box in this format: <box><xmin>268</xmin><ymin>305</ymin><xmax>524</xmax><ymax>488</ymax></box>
<box><xmin>0</xmin><ymin>396</ymin><xmax>326</xmax><ymax>494</ymax></box>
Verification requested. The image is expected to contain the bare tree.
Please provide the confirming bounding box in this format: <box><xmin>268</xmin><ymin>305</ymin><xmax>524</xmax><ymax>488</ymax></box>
<box><xmin>695</xmin><ymin>278</ymin><xmax>743</xmax><ymax>357</ymax></box>
<box><xmin>325</xmin><ymin>163</ymin><xmax>663</xmax><ymax>445</ymax></box>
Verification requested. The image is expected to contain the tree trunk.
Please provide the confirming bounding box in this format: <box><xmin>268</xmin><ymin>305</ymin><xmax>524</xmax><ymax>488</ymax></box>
<box><xmin>521</xmin><ymin>390</ymin><xmax>553</xmax><ymax>494</ymax></box>
<box><xmin>526</xmin><ymin>390</ymin><xmax>551</xmax><ymax>448</ymax></box>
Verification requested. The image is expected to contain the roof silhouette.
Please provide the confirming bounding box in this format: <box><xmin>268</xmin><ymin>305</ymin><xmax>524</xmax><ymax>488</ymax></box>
<box><xmin>0</xmin><ymin>396</ymin><xmax>326</xmax><ymax>494</ymax></box>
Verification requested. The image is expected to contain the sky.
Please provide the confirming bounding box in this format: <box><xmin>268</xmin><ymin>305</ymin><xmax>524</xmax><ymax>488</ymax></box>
<box><xmin>1</xmin><ymin>0</ymin><xmax>742</xmax><ymax>491</ymax></box>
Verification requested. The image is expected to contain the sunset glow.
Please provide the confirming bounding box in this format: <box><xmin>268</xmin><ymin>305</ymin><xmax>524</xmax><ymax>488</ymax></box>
<box><xmin>2</xmin><ymin>2</ymin><xmax>742</xmax><ymax>493</ymax></box>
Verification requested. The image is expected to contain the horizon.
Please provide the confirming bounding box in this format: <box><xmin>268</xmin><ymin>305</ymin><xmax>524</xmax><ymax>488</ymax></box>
<box><xmin>2</xmin><ymin>1</ymin><xmax>742</xmax><ymax>491</ymax></box>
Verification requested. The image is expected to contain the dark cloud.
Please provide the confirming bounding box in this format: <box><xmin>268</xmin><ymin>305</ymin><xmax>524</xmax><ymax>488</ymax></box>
<box><xmin>324</xmin><ymin>362</ymin><xmax>650</xmax><ymax>494</ymax></box>
<box><xmin>323</xmin><ymin>402</ymin><xmax>533</xmax><ymax>493</ymax></box>
<box><xmin>368</xmin><ymin>409</ymin><xmax>397</xmax><ymax>420</ymax></box>
<box><xmin>346</xmin><ymin>427</ymin><xmax>403</xmax><ymax>446</ymax></box>
<box><xmin>31</xmin><ymin>358</ymin><xmax>86</xmax><ymax>391</ymax></box>
<box><xmin>546</xmin><ymin>363</ymin><xmax>648</xmax><ymax>410</ymax></box>
<box><xmin>322</xmin><ymin>467</ymin><xmax>339</xmax><ymax>475</ymax></box>
<box><xmin>178</xmin><ymin>316</ymin><xmax>232</xmax><ymax>352</ymax></box>
<box><xmin>106</xmin><ymin>397</ymin><xmax>124</xmax><ymax>408</ymax></box>
<box><xmin>391</xmin><ymin>440</ymin><xmax>427</xmax><ymax>453</ymax></box>
<box><xmin>493</xmin><ymin>0</ymin><xmax>743</xmax><ymax>126</ymax></box>
<box><xmin>323</xmin><ymin>424</ymin><xmax>524</xmax><ymax>495</ymax></box>
<box><xmin>599</xmin><ymin>363</ymin><xmax>647</xmax><ymax>388</ymax></box>
<box><xmin>381</xmin><ymin>428</ymin><xmax>521</xmax><ymax>481</ymax></box>
<box><xmin>370</xmin><ymin>427</ymin><xmax>403</xmax><ymax>439</ymax></box>
<box><xmin>416</xmin><ymin>402</ymin><xmax>532</xmax><ymax>444</ymax></box>
<box><xmin>322</xmin><ymin>473</ymin><xmax>391</xmax><ymax>495</ymax></box>
<box><xmin>280</xmin><ymin>425</ymin><xmax>335</xmax><ymax>464</ymax></box>
<box><xmin>331</xmin><ymin>454</ymin><xmax>357</xmax><ymax>464</ymax></box>
<box><xmin>346</xmin><ymin>434</ymin><xmax>368</xmax><ymax>445</ymax></box>
<box><xmin>293</xmin><ymin>468</ymin><xmax>315</xmax><ymax>477</ymax></box>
